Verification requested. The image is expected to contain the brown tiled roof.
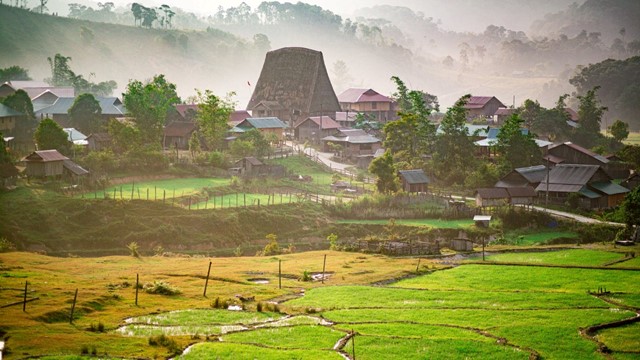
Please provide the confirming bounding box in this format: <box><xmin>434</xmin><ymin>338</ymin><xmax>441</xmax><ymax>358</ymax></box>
<box><xmin>174</xmin><ymin>104</ymin><xmax>199</xmax><ymax>118</ymax></box>
<box><xmin>230</xmin><ymin>110</ymin><xmax>251</xmax><ymax>124</ymax></box>
<box><xmin>295</xmin><ymin>116</ymin><xmax>341</xmax><ymax>130</ymax></box>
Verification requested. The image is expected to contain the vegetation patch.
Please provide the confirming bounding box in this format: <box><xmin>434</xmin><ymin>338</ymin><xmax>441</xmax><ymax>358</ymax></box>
<box><xmin>477</xmin><ymin>249</ymin><xmax>624</xmax><ymax>266</ymax></box>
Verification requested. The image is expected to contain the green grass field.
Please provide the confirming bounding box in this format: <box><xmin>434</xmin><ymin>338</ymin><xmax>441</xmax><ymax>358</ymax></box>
<box><xmin>80</xmin><ymin>178</ymin><xmax>231</xmax><ymax>200</ymax></box>
<box><xmin>478</xmin><ymin>249</ymin><xmax>623</xmax><ymax>265</ymax></box>
<box><xmin>623</xmin><ymin>132</ymin><xmax>640</xmax><ymax>145</ymax></box>
<box><xmin>336</xmin><ymin>218</ymin><xmax>475</xmax><ymax>229</ymax></box>
<box><xmin>501</xmin><ymin>230</ymin><xmax>579</xmax><ymax>245</ymax></box>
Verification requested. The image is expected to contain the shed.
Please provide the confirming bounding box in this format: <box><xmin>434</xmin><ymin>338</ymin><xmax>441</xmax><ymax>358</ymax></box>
<box><xmin>23</xmin><ymin>150</ymin><xmax>68</xmax><ymax>177</ymax></box>
<box><xmin>163</xmin><ymin>121</ymin><xmax>197</xmax><ymax>149</ymax></box>
<box><xmin>475</xmin><ymin>188</ymin><xmax>509</xmax><ymax>207</ymax></box>
<box><xmin>235</xmin><ymin>156</ymin><xmax>265</xmax><ymax>176</ymax></box>
<box><xmin>398</xmin><ymin>169</ymin><xmax>430</xmax><ymax>193</ymax></box>
<box><xmin>86</xmin><ymin>133</ymin><xmax>112</xmax><ymax>151</ymax></box>
<box><xmin>506</xmin><ymin>187</ymin><xmax>537</xmax><ymax>205</ymax></box>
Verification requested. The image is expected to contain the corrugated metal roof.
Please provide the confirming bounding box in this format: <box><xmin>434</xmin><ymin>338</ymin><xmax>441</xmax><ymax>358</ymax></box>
<box><xmin>335</xmin><ymin>112</ymin><xmax>357</xmax><ymax>122</ymax></box>
<box><xmin>589</xmin><ymin>181</ymin><xmax>630</xmax><ymax>195</ymax></box>
<box><xmin>506</xmin><ymin>187</ymin><xmax>537</xmax><ymax>197</ymax></box>
<box><xmin>0</xmin><ymin>103</ymin><xmax>23</xmax><ymax>117</ymax></box>
<box><xmin>516</xmin><ymin>165</ymin><xmax>548</xmax><ymax>183</ymax></box>
<box><xmin>63</xmin><ymin>128</ymin><xmax>87</xmax><ymax>142</ymax></box>
<box><xmin>239</xmin><ymin>117</ymin><xmax>287</xmax><ymax>129</ymax></box>
<box><xmin>476</xmin><ymin>187</ymin><xmax>509</xmax><ymax>199</ymax></box>
<box><xmin>547</xmin><ymin>164</ymin><xmax>600</xmax><ymax>185</ymax></box>
<box><xmin>63</xmin><ymin>159</ymin><xmax>89</xmax><ymax>176</ymax></box>
<box><xmin>494</xmin><ymin>108</ymin><xmax>515</xmax><ymax>116</ymax></box>
<box><xmin>337</xmin><ymin>88</ymin><xmax>392</xmax><ymax>104</ymax></box>
<box><xmin>437</xmin><ymin>124</ymin><xmax>490</xmax><ymax>137</ymax></box>
<box><xmin>35</xmin><ymin>97</ymin><xmax>126</xmax><ymax>116</ymax></box>
<box><xmin>296</xmin><ymin>116</ymin><xmax>341</xmax><ymax>130</ymax></box>
<box><xmin>398</xmin><ymin>169</ymin><xmax>430</xmax><ymax>184</ymax></box>
<box><xmin>549</xmin><ymin>142</ymin><xmax>609</xmax><ymax>164</ymax></box>
<box><xmin>464</xmin><ymin>96</ymin><xmax>506</xmax><ymax>109</ymax></box>
<box><xmin>579</xmin><ymin>186</ymin><xmax>601</xmax><ymax>199</ymax></box>
<box><xmin>322</xmin><ymin>133</ymin><xmax>381</xmax><ymax>144</ymax></box>
<box><xmin>24</xmin><ymin>150</ymin><xmax>68</xmax><ymax>162</ymax></box>
<box><xmin>535</xmin><ymin>183</ymin><xmax>583</xmax><ymax>193</ymax></box>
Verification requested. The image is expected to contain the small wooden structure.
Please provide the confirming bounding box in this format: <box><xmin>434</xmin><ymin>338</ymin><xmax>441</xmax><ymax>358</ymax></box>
<box><xmin>475</xmin><ymin>188</ymin><xmax>509</xmax><ymax>207</ymax></box>
<box><xmin>86</xmin><ymin>133</ymin><xmax>112</xmax><ymax>151</ymax></box>
<box><xmin>235</xmin><ymin>156</ymin><xmax>266</xmax><ymax>176</ymax></box>
<box><xmin>23</xmin><ymin>150</ymin><xmax>68</xmax><ymax>178</ymax></box>
<box><xmin>398</xmin><ymin>169</ymin><xmax>430</xmax><ymax>193</ymax></box>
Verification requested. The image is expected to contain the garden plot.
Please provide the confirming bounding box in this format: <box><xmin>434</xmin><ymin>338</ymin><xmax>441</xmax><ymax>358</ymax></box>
<box><xmin>81</xmin><ymin>178</ymin><xmax>230</xmax><ymax>200</ymax></box>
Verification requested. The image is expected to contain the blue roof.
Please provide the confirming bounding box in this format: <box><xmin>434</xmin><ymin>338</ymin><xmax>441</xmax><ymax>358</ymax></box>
<box><xmin>239</xmin><ymin>117</ymin><xmax>287</xmax><ymax>129</ymax></box>
<box><xmin>0</xmin><ymin>103</ymin><xmax>23</xmax><ymax>117</ymax></box>
<box><xmin>35</xmin><ymin>97</ymin><xmax>126</xmax><ymax>116</ymax></box>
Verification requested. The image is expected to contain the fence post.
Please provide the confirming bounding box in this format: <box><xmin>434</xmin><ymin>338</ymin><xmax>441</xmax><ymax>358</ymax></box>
<box><xmin>322</xmin><ymin>254</ymin><xmax>327</xmax><ymax>284</ymax></box>
<box><xmin>163</xmin><ymin>190</ymin><xmax>166</xmax><ymax>204</ymax></box>
<box><xmin>69</xmin><ymin>288</ymin><xmax>78</xmax><ymax>324</ymax></box>
<box><xmin>23</xmin><ymin>281</ymin><xmax>28</xmax><ymax>312</ymax></box>
<box><xmin>131</xmin><ymin>182</ymin><xmax>135</xmax><ymax>199</ymax></box>
<box><xmin>416</xmin><ymin>258</ymin><xmax>421</xmax><ymax>273</ymax></box>
<box><xmin>146</xmin><ymin>188</ymin><xmax>149</xmax><ymax>200</ymax></box>
<box><xmin>135</xmin><ymin>273</ymin><xmax>139</xmax><ymax>306</ymax></box>
<box><xmin>278</xmin><ymin>259</ymin><xmax>282</xmax><ymax>289</ymax></box>
<box><xmin>203</xmin><ymin>261</ymin><xmax>212</xmax><ymax>297</ymax></box>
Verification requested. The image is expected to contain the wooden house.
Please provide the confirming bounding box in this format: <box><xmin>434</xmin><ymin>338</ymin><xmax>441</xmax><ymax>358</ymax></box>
<box><xmin>337</xmin><ymin>88</ymin><xmax>398</xmax><ymax>123</ymax></box>
<box><xmin>398</xmin><ymin>169</ymin><xmax>430</xmax><ymax>193</ymax></box>
<box><xmin>545</xmin><ymin>142</ymin><xmax>630</xmax><ymax>179</ymax></box>
<box><xmin>235</xmin><ymin>117</ymin><xmax>287</xmax><ymax>141</ymax></box>
<box><xmin>495</xmin><ymin>165</ymin><xmax>548</xmax><ymax>188</ymax></box>
<box><xmin>321</xmin><ymin>129</ymin><xmax>381</xmax><ymax>159</ymax></box>
<box><xmin>294</xmin><ymin>116</ymin><xmax>341</xmax><ymax>142</ymax></box>
<box><xmin>475</xmin><ymin>188</ymin><xmax>509</xmax><ymax>207</ymax></box>
<box><xmin>86</xmin><ymin>133</ymin><xmax>111</xmax><ymax>151</ymax></box>
<box><xmin>506</xmin><ymin>187</ymin><xmax>537</xmax><ymax>205</ymax></box>
<box><xmin>34</xmin><ymin>97</ymin><xmax>126</xmax><ymax>133</ymax></box>
<box><xmin>0</xmin><ymin>103</ymin><xmax>23</xmax><ymax>133</ymax></box>
<box><xmin>464</xmin><ymin>96</ymin><xmax>506</xmax><ymax>120</ymax></box>
<box><xmin>535</xmin><ymin>164</ymin><xmax>629</xmax><ymax>209</ymax></box>
<box><xmin>163</xmin><ymin>121</ymin><xmax>197</xmax><ymax>150</ymax></box>
<box><xmin>23</xmin><ymin>150</ymin><xmax>68</xmax><ymax>177</ymax></box>
<box><xmin>247</xmin><ymin>47</ymin><xmax>341</xmax><ymax>123</ymax></box>
<box><xmin>235</xmin><ymin>157</ymin><xmax>266</xmax><ymax>176</ymax></box>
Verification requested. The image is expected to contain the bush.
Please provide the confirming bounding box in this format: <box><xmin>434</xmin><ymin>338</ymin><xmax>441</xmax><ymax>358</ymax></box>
<box><xmin>0</xmin><ymin>237</ymin><xmax>16</xmax><ymax>252</ymax></box>
<box><xmin>262</xmin><ymin>233</ymin><xmax>280</xmax><ymax>256</ymax></box>
<box><xmin>301</xmin><ymin>270</ymin><xmax>312</xmax><ymax>282</ymax></box>
<box><xmin>143</xmin><ymin>280</ymin><xmax>181</xmax><ymax>295</ymax></box>
<box><xmin>148</xmin><ymin>334</ymin><xmax>180</xmax><ymax>354</ymax></box>
<box><xmin>126</xmin><ymin>241</ymin><xmax>140</xmax><ymax>257</ymax></box>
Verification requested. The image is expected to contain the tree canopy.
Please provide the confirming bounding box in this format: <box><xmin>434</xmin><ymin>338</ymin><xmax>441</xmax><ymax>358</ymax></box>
<box><xmin>193</xmin><ymin>89</ymin><xmax>234</xmax><ymax>151</ymax></box>
<box><xmin>68</xmin><ymin>93</ymin><xmax>103</xmax><ymax>135</ymax></box>
<box><xmin>123</xmin><ymin>74</ymin><xmax>180</xmax><ymax>146</ymax></box>
<box><xmin>34</xmin><ymin>118</ymin><xmax>70</xmax><ymax>154</ymax></box>
<box><xmin>0</xmin><ymin>65</ymin><xmax>31</xmax><ymax>82</ymax></box>
<box><xmin>369</xmin><ymin>150</ymin><xmax>398</xmax><ymax>193</ymax></box>
<box><xmin>571</xmin><ymin>86</ymin><xmax>606</xmax><ymax>149</ymax></box>
<box><xmin>495</xmin><ymin>113</ymin><xmax>540</xmax><ymax>171</ymax></box>
<box><xmin>47</xmin><ymin>53</ymin><xmax>117</xmax><ymax>96</ymax></box>
<box><xmin>431</xmin><ymin>94</ymin><xmax>477</xmax><ymax>185</ymax></box>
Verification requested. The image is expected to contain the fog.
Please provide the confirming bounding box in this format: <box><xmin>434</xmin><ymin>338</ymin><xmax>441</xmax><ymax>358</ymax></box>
<box><xmin>5</xmin><ymin>0</ymin><xmax>635</xmax><ymax>112</ymax></box>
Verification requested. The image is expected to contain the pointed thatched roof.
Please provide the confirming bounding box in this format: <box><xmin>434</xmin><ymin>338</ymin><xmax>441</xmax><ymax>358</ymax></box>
<box><xmin>247</xmin><ymin>47</ymin><xmax>340</xmax><ymax>117</ymax></box>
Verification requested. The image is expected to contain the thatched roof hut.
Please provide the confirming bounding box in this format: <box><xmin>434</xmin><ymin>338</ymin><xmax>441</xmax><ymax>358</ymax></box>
<box><xmin>247</xmin><ymin>47</ymin><xmax>341</xmax><ymax>126</ymax></box>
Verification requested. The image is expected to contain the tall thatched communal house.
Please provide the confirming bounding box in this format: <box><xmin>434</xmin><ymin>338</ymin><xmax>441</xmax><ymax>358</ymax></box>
<box><xmin>247</xmin><ymin>47</ymin><xmax>341</xmax><ymax>128</ymax></box>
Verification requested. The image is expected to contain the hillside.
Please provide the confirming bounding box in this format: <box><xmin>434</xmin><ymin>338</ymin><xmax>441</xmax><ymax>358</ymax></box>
<box><xmin>0</xmin><ymin>4</ymin><xmax>262</xmax><ymax>101</ymax></box>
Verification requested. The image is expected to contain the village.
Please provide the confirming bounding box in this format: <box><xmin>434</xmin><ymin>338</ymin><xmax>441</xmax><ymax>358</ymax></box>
<box><xmin>1</xmin><ymin>1</ymin><xmax>640</xmax><ymax>359</ymax></box>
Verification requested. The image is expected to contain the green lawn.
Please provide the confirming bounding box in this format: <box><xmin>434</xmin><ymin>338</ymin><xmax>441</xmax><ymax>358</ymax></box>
<box><xmin>336</xmin><ymin>218</ymin><xmax>474</xmax><ymax>229</ymax></box>
<box><xmin>178</xmin><ymin>342</ymin><xmax>341</xmax><ymax>360</ymax></box>
<box><xmin>623</xmin><ymin>131</ymin><xmax>640</xmax><ymax>145</ymax></box>
<box><xmin>192</xmin><ymin>192</ymin><xmax>301</xmax><ymax>209</ymax></box>
<box><xmin>477</xmin><ymin>249</ymin><xmax>624</xmax><ymax>266</ymax></box>
<box><xmin>501</xmin><ymin>230</ymin><xmax>579</xmax><ymax>245</ymax></box>
<box><xmin>81</xmin><ymin>178</ymin><xmax>230</xmax><ymax>200</ymax></box>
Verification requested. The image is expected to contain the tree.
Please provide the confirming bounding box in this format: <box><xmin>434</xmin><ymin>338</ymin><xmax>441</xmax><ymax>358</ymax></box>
<box><xmin>0</xmin><ymin>65</ymin><xmax>31</xmax><ymax>82</ymax></box>
<box><xmin>193</xmin><ymin>89</ymin><xmax>234</xmax><ymax>151</ymax></box>
<box><xmin>384</xmin><ymin>76</ymin><xmax>437</xmax><ymax>167</ymax></box>
<box><xmin>46</xmin><ymin>53</ymin><xmax>117</xmax><ymax>96</ymax></box>
<box><xmin>68</xmin><ymin>93</ymin><xmax>102</xmax><ymax>134</ymax></box>
<box><xmin>34</xmin><ymin>118</ymin><xmax>70</xmax><ymax>153</ymax></box>
<box><xmin>621</xmin><ymin>186</ymin><xmax>640</xmax><ymax>230</ymax></box>
<box><xmin>495</xmin><ymin>113</ymin><xmax>540</xmax><ymax>171</ymax></box>
<box><xmin>123</xmin><ymin>74</ymin><xmax>180</xmax><ymax>146</ymax></box>
<box><xmin>237</xmin><ymin>129</ymin><xmax>270</xmax><ymax>159</ymax></box>
<box><xmin>107</xmin><ymin>118</ymin><xmax>140</xmax><ymax>154</ymax></box>
<box><xmin>331</xmin><ymin>60</ymin><xmax>353</xmax><ymax>93</ymax></box>
<box><xmin>1</xmin><ymin>89</ymin><xmax>37</xmax><ymax>145</ymax></box>
<box><xmin>369</xmin><ymin>150</ymin><xmax>398</xmax><ymax>193</ymax></box>
<box><xmin>572</xmin><ymin>86</ymin><xmax>606</xmax><ymax>149</ymax></box>
<box><xmin>432</xmin><ymin>95</ymin><xmax>477</xmax><ymax>185</ymax></box>
<box><xmin>609</xmin><ymin>120</ymin><xmax>629</xmax><ymax>143</ymax></box>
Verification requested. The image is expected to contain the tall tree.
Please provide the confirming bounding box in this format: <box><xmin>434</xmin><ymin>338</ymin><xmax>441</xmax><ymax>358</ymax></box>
<box><xmin>68</xmin><ymin>93</ymin><xmax>102</xmax><ymax>134</ymax></box>
<box><xmin>432</xmin><ymin>95</ymin><xmax>477</xmax><ymax>185</ymax></box>
<box><xmin>369</xmin><ymin>150</ymin><xmax>398</xmax><ymax>193</ymax></box>
<box><xmin>572</xmin><ymin>86</ymin><xmax>606</xmax><ymax>149</ymax></box>
<box><xmin>0</xmin><ymin>65</ymin><xmax>31</xmax><ymax>82</ymax></box>
<box><xmin>193</xmin><ymin>89</ymin><xmax>234</xmax><ymax>151</ymax></box>
<box><xmin>609</xmin><ymin>120</ymin><xmax>629</xmax><ymax>143</ymax></box>
<box><xmin>34</xmin><ymin>118</ymin><xmax>70</xmax><ymax>153</ymax></box>
<box><xmin>495</xmin><ymin>113</ymin><xmax>540</xmax><ymax>171</ymax></box>
<box><xmin>123</xmin><ymin>74</ymin><xmax>180</xmax><ymax>146</ymax></box>
<box><xmin>1</xmin><ymin>89</ymin><xmax>37</xmax><ymax>145</ymax></box>
<box><xmin>46</xmin><ymin>53</ymin><xmax>116</xmax><ymax>96</ymax></box>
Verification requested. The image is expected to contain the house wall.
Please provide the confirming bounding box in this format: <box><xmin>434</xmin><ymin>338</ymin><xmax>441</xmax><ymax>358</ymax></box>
<box><xmin>343</xmin><ymin>142</ymin><xmax>381</xmax><ymax>158</ymax></box>
<box><xmin>0</xmin><ymin>116</ymin><xmax>16</xmax><ymax>132</ymax></box>
<box><xmin>258</xmin><ymin>128</ymin><xmax>284</xmax><ymax>141</ymax></box>
<box><xmin>295</xmin><ymin>121</ymin><xmax>333</xmax><ymax>141</ymax></box>
<box><xmin>608</xmin><ymin>193</ymin><xmax>626</xmax><ymax>208</ymax></box>
<box><xmin>549</xmin><ymin>145</ymin><xmax>604</xmax><ymax>167</ymax></box>
<box><xmin>467</xmin><ymin>99</ymin><xmax>504</xmax><ymax>118</ymax></box>
<box><xmin>476</xmin><ymin>196</ymin><xmax>507</xmax><ymax>207</ymax></box>
<box><xmin>26</xmin><ymin>161</ymin><xmax>64</xmax><ymax>177</ymax></box>
<box><xmin>510</xmin><ymin>197</ymin><xmax>533</xmax><ymax>205</ymax></box>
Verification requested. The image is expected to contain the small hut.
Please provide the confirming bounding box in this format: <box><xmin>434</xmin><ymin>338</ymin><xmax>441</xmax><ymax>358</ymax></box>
<box><xmin>23</xmin><ymin>150</ymin><xmax>68</xmax><ymax>178</ymax></box>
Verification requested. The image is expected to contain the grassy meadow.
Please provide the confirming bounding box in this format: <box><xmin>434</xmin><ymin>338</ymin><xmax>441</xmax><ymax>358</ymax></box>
<box><xmin>1</xmin><ymin>248</ymin><xmax>640</xmax><ymax>359</ymax></box>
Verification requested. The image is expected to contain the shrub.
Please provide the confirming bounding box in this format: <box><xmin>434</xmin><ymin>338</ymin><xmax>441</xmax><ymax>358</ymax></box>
<box><xmin>126</xmin><ymin>241</ymin><xmax>140</xmax><ymax>257</ymax></box>
<box><xmin>143</xmin><ymin>280</ymin><xmax>181</xmax><ymax>295</ymax></box>
<box><xmin>148</xmin><ymin>334</ymin><xmax>180</xmax><ymax>354</ymax></box>
<box><xmin>301</xmin><ymin>270</ymin><xmax>312</xmax><ymax>282</ymax></box>
<box><xmin>0</xmin><ymin>237</ymin><xmax>16</xmax><ymax>252</ymax></box>
<box><xmin>88</xmin><ymin>322</ymin><xmax>105</xmax><ymax>332</ymax></box>
<box><xmin>262</xmin><ymin>233</ymin><xmax>280</xmax><ymax>256</ymax></box>
<box><xmin>327</xmin><ymin>233</ymin><xmax>340</xmax><ymax>251</ymax></box>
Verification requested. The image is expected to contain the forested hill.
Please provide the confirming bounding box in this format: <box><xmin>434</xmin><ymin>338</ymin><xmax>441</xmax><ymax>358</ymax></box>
<box><xmin>0</xmin><ymin>4</ymin><xmax>262</xmax><ymax>101</ymax></box>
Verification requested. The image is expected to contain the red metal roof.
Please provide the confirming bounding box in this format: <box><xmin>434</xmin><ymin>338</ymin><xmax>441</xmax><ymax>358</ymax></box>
<box><xmin>174</xmin><ymin>104</ymin><xmax>199</xmax><ymax>118</ymax></box>
<box><xmin>229</xmin><ymin>110</ymin><xmax>251</xmax><ymax>124</ymax></box>
<box><xmin>464</xmin><ymin>96</ymin><xmax>505</xmax><ymax>109</ymax></box>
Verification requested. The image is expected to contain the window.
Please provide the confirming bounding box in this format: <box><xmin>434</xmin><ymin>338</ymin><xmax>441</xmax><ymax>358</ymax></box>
<box><xmin>371</xmin><ymin>102</ymin><xmax>377</xmax><ymax>110</ymax></box>
<box><xmin>360</xmin><ymin>144</ymin><xmax>372</xmax><ymax>150</ymax></box>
